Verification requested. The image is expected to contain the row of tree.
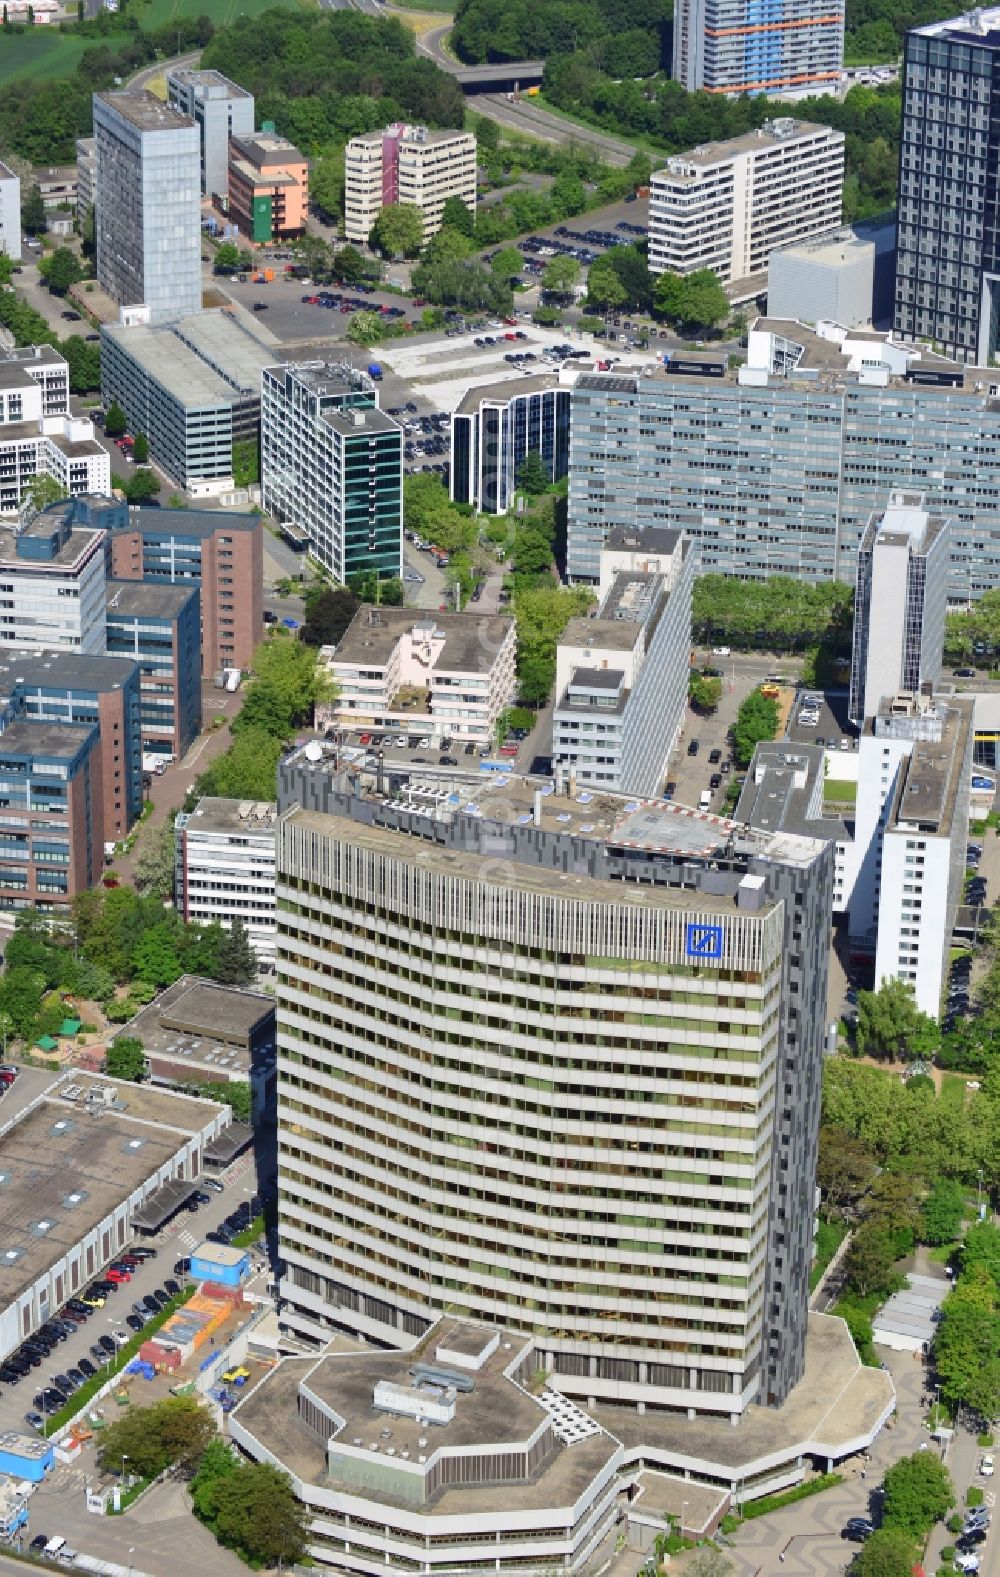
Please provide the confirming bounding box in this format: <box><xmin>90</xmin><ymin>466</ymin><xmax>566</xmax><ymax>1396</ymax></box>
<box><xmin>692</xmin><ymin>574</ymin><xmax>855</xmax><ymax>652</ymax></box>
<box><xmin>96</xmin><ymin>1399</ymin><xmax>307</xmax><ymax>1567</ymax></box>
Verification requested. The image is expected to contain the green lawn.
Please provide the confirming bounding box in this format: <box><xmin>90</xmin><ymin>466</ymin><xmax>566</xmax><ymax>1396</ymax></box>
<box><xmin>135</xmin><ymin>0</ymin><xmax>313</xmax><ymax>26</ymax></box>
<box><xmin>0</xmin><ymin>32</ymin><xmax>96</xmax><ymax>87</ymax></box>
<box><xmin>824</xmin><ymin>778</ymin><xmax>857</xmax><ymax>805</ymax></box>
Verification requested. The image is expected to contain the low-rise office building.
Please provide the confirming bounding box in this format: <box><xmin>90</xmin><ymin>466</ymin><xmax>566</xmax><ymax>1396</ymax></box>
<box><xmin>767</xmin><ymin>222</ymin><xmax>896</xmax><ymax>330</ymax></box>
<box><xmin>175</xmin><ymin>797</ymin><xmax>276</xmax><ymax>963</ymax></box>
<box><xmin>450</xmin><ymin>375</ymin><xmax>570</xmax><ymax>515</ymax></box>
<box><xmin>0</xmin><ymin>1069</ymin><xmax>229</xmax><ymax>1363</ymax></box>
<box><xmin>648</xmin><ymin>120</ymin><xmax>844</xmax><ymax>286</ymax></box>
<box><xmin>100</xmin><ymin>309</ymin><xmax>274</xmax><ymax>494</ymax></box>
<box><xmin>119</xmin><ymin>974</ymin><xmax>276</xmax><ymax>1117</ymax></box>
<box><xmin>344</xmin><ymin>124</ymin><xmax>477</xmax><ymax>245</ymax></box>
<box><xmin>165</xmin><ymin>68</ymin><xmax>254</xmax><ymax>200</ymax></box>
<box><xmin>0</xmin><ymin>164</ymin><xmax>21</xmax><ymax>262</ymax></box>
<box><xmin>553</xmin><ymin>527</ymin><xmax>694</xmax><ymax>796</ymax></box>
<box><xmin>261</xmin><ymin>362</ymin><xmax>402</xmax><ymax>583</ymax></box>
<box><xmin>317</xmin><ymin>605</ymin><xmax>517</xmax><ymax>744</ymax></box>
<box><xmin>229</xmin><ymin>132</ymin><xmax>308</xmax><ymax>243</ymax></box>
<box><xmin>105</xmin><ymin>578</ymin><xmax>201</xmax><ymax>760</ymax></box>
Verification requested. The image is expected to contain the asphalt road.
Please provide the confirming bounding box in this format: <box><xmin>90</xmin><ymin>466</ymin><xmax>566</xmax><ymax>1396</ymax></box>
<box><xmin>127</xmin><ymin>49</ymin><xmax>201</xmax><ymax>91</ymax></box>
<box><xmin>468</xmin><ymin>92</ymin><xmax>638</xmax><ymax>166</ymax></box>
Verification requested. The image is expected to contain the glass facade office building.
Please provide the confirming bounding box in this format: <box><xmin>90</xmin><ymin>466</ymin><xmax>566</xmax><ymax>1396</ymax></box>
<box><xmin>567</xmin><ymin>364</ymin><xmax>1000</xmax><ymax>599</ymax></box>
<box><xmin>451</xmin><ymin>382</ymin><xmax>571</xmax><ymax>515</ymax></box>
<box><xmin>894</xmin><ymin>11</ymin><xmax>1000</xmax><ymax>365</ymax></box>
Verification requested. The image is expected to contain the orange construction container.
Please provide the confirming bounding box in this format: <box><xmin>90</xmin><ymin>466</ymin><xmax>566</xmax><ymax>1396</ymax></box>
<box><xmin>263</xmin><ymin>268</ymin><xmax>275</xmax><ymax>282</ymax></box>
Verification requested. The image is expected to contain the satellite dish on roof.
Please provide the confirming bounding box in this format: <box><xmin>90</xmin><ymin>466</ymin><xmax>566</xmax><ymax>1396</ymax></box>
<box><xmin>304</xmin><ymin>741</ymin><xmax>322</xmax><ymax>762</ymax></box>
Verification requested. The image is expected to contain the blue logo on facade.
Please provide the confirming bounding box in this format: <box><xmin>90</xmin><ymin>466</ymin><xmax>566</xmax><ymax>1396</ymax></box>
<box><xmin>686</xmin><ymin>923</ymin><xmax>723</xmax><ymax>960</ymax></box>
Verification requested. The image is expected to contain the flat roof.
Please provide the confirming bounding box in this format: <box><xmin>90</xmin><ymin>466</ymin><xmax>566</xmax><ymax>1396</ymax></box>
<box><xmin>561</xmin><ymin>615</ymin><xmax>642</xmax><ymax>652</ymax></box>
<box><xmin>0</xmin><ymin>648</ymin><xmax>136</xmax><ymax>695</ymax></box>
<box><xmin>911</xmin><ymin>5</ymin><xmax>1000</xmax><ymax>40</ymax></box>
<box><xmin>322</xmin><ymin>405</ymin><xmax>399</xmax><ymax>439</ymax></box>
<box><xmin>456</xmin><ymin>373</ymin><xmax>561</xmax><ymax>414</ymax></box>
<box><xmin>182</xmin><ymin>797</ymin><xmax>276</xmax><ymax>836</ymax></box>
<box><xmin>0</xmin><ymin>366</ymin><xmax>37</xmax><ymax>394</ymax></box>
<box><xmin>192</xmin><ymin>1240</ymin><xmax>248</xmax><ymax>1266</ymax></box>
<box><xmin>890</xmin><ymin>700</ymin><xmax>972</xmax><ymax>838</ymax></box>
<box><xmin>95</xmin><ymin>90</ymin><xmax>195</xmax><ymax>134</ymax></box>
<box><xmin>605</xmin><ymin>524</ymin><xmax>682</xmax><ymax>555</ymax></box>
<box><xmin>653</xmin><ymin>118</ymin><xmax>842</xmax><ymax>179</ymax></box>
<box><xmin>102</xmin><ymin>311</ymin><xmax>275</xmax><ymax>406</ymax></box>
<box><xmin>0</xmin><ymin>718</ymin><xmax>95</xmax><ymax>760</ymax></box>
<box><xmin>0</xmin><ymin>1073</ymin><xmax>225</xmax><ymax>1309</ymax></box>
<box><xmin>167</xmin><ymin>67</ymin><xmax>252</xmax><ymax>99</ymax></box>
<box><xmin>0</xmin><ymin>523</ymin><xmax>103</xmax><ymax>573</ymax></box>
<box><xmin>333</xmin><ymin>607</ymin><xmax>513</xmax><ymax>675</ymax></box>
<box><xmin>266</xmin><ymin>362</ymin><xmax>374</xmax><ymax>400</ymax></box>
<box><xmin>124</xmin><ymin>975</ymin><xmax>275</xmax><ymax>1080</ymax></box>
<box><xmin>106</xmin><ymin>578</ymin><xmax>198</xmax><ymax>618</ymax></box>
<box><xmin>736</xmin><ymin>741</ymin><xmax>848</xmax><ymax>842</ymax></box>
<box><xmin>351</xmin><ymin>125</ymin><xmax>474</xmax><ymax>149</ymax></box>
<box><xmin>233</xmin><ymin>1325</ymin><xmax>620</xmax><ymax>1515</ymax></box>
<box><xmin>281</xmin><ymin>745</ymin><xmax>828</xmax><ymax>873</ymax></box>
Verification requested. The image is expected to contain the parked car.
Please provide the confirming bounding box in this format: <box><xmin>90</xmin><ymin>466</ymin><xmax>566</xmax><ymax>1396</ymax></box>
<box><xmin>173</xmin><ymin>1258</ymin><xmax>191</xmax><ymax>1275</ymax></box>
<box><xmin>687</xmin><ymin>739</ymin><xmax>699</xmax><ymax>756</ymax></box>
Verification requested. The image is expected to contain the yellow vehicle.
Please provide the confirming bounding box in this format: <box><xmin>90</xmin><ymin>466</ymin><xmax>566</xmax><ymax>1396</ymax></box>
<box><xmin>759</xmin><ymin>683</ymin><xmax>780</xmax><ymax>699</ymax></box>
<box><xmin>79</xmin><ymin>1294</ymin><xmax>105</xmax><ymax>1308</ymax></box>
<box><xmin>221</xmin><ymin>1365</ymin><xmax>250</xmax><ymax>1384</ymax></box>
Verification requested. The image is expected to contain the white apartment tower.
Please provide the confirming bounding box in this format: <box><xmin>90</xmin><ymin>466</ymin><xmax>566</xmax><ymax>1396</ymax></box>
<box><xmin>553</xmin><ymin>526</ymin><xmax>694</xmax><ymax>796</ymax></box>
<box><xmin>672</xmin><ymin>0</ymin><xmax>843</xmax><ymax>96</ymax></box>
<box><xmin>344</xmin><ymin>124</ymin><xmax>477</xmax><ymax>244</ymax></box>
<box><xmin>166</xmin><ymin>68</ymin><xmax>255</xmax><ymax>199</ymax></box>
<box><xmin>93</xmin><ymin>91</ymin><xmax>202</xmax><ymax>324</ymax></box>
<box><xmin>849</xmin><ymin>490</ymin><xmax>949</xmax><ymax>726</ymax></box>
<box><xmin>649</xmin><ymin>120</ymin><xmax>844</xmax><ymax>283</ymax></box>
<box><xmin>0</xmin><ymin>163</ymin><xmax>21</xmax><ymax>262</ymax></box>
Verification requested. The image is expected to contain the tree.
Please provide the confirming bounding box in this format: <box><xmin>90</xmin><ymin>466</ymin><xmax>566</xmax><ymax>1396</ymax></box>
<box><xmin>215</xmin><ymin>918</ymin><xmax>257</xmax><ymax>987</ymax></box>
<box><xmin>0</xmin><ymin>254</ymin><xmax>13</xmax><ymax>288</ymax></box>
<box><xmin>39</xmin><ymin>247</ymin><xmax>83</xmax><ymax>295</ymax></box>
<box><xmin>213</xmin><ymin>241</ymin><xmax>240</xmax><ymax>275</ymax></box>
<box><xmin>204</xmin><ymin>1462</ymin><xmax>309</xmax><ymax>1566</ymax></box>
<box><xmin>922</xmin><ymin>1177</ymin><xmax>965</xmax><ymax>1246</ymax></box>
<box><xmin>132</xmin><ymin>922</ymin><xmax>183</xmax><ymax>989</ymax></box>
<box><xmin>689</xmin><ymin>672</ymin><xmax>723</xmax><ymax>713</ymax></box>
<box><xmin>371</xmin><ymin>202</ymin><xmax>424</xmax><ymax>259</ymax></box>
<box><xmin>587</xmin><ymin>254</ymin><xmax>628</xmax><ymax>311</ymax></box>
<box><xmin>684</xmin><ymin>1554</ymin><xmax>734</xmax><ymax>1577</ymax></box>
<box><xmin>104</xmin><ymin>401</ymin><xmax>127</xmax><ymax>439</ymax></box>
<box><xmin>844</xmin><ymin>1223</ymin><xmax>903</xmax><ymax>1299</ymax></box>
<box><xmin>851</xmin><ymin>1528</ymin><xmax>920</xmax><ymax>1577</ymax></box>
<box><xmin>106</xmin><ymin>1035</ymin><xmax>145</xmax><ymax>1082</ymax></box>
<box><xmin>516</xmin><ymin>449</ymin><xmax>550</xmax><ymax>495</ymax></box>
<box><xmin>332</xmin><ymin>245</ymin><xmax>366</xmax><ymax>286</ymax></box>
<box><xmin>61</xmin><ymin>335</ymin><xmax>101</xmax><ymax>395</ymax></box>
<box><xmin>125</xmin><ymin>469</ymin><xmax>160</xmax><ymax>503</ymax></box>
<box><xmin>491</xmin><ymin>246</ymin><xmax>524</xmax><ymax>282</ymax></box>
<box><xmin>133</xmin><ymin>821</ymin><xmax>175</xmax><ymax>900</ymax></box>
<box><xmin>132</xmin><ymin>432</ymin><xmax>149</xmax><ymax>465</ymax></box>
<box><xmin>441</xmin><ymin>195</ymin><xmax>474</xmax><ymax>236</ymax></box>
<box><xmin>21</xmin><ymin>185</ymin><xmax>46</xmax><ymax>236</ymax></box>
<box><xmin>856</xmin><ymin>977</ymin><xmax>941</xmax><ymax>1063</ymax></box>
<box><xmin>881</xmin><ymin>1450</ymin><xmax>953</xmax><ymax>1537</ymax></box>
<box><xmin>195</xmin><ymin>729</ymin><xmax>284</xmax><ymax>801</ymax></box>
<box><xmin>309</xmin><ymin>155</ymin><xmax>343</xmax><ymax>224</ymax></box>
<box><xmin>98</xmin><ymin>1397</ymin><xmax>215</xmax><ymax>1482</ymax></box>
<box><xmin>232</xmin><ymin>439</ymin><xmax>258</xmax><ymax>488</ymax></box>
<box><xmin>816</xmin><ymin>1126</ymin><xmax>878</xmax><ymax>1216</ymax></box>
<box><xmin>302</xmin><ymin>586</ymin><xmax>359</xmax><ymax>648</ymax></box>
<box><xmin>235</xmin><ymin>636</ymin><xmax>331</xmax><ymax>741</ymax></box>
<box><xmin>654</xmin><ymin>267</ymin><xmax>729</xmax><ymax>330</ymax></box>
<box><xmin>542</xmin><ymin>254</ymin><xmax>581</xmax><ymax>297</ymax></box>
<box><xmin>22</xmin><ymin>473</ymin><xmax>67</xmax><ymax>511</ymax></box>
<box><xmin>346</xmin><ymin>310</ymin><xmax>383</xmax><ymax>347</ymax></box>
<box><xmin>731</xmin><ymin>689</ymin><xmax>779</xmax><ymax>766</ymax></box>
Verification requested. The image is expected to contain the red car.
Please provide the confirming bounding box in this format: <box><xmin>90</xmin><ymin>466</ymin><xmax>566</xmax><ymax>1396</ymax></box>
<box><xmin>504</xmin><ymin>332</ymin><xmax>517</xmax><ymax>341</ymax></box>
<box><xmin>499</xmin><ymin>743</ymin><xmax>519</xmax><ymax>757</ymax></box>
<box><xmin>358</xmin><ymin>733</ymin><xmax>371</xmax><ymax>745</ymax></box>
<box><xmin>106</xmin><ymin>1269</ymin><xmax>131</xmax><ymax>1284</ymax></box>
<box><xmin>504</xmin><ymin>316</ymin><xmax>517</xmax><ymax>325</ymax></box>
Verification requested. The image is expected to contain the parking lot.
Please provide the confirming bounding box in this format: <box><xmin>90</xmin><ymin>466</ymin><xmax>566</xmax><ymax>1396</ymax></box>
<box><xmin>0</xmin><ymin>1174</ymin><xmax>263</xmax><ymax>1442</ymax></box>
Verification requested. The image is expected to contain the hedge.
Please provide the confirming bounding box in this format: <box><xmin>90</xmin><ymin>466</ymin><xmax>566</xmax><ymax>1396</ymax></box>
<box><xmin>739</xmin><ymin>1473</ymin><xmax>843</xmax><ymax>1521</ymax></box>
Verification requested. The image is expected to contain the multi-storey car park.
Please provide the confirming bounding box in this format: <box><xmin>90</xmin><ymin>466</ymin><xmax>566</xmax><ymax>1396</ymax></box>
<box><xmin>567</xmin><ymin>316</ymin><xmax>1000</xmax><ymax>598</ymax></box>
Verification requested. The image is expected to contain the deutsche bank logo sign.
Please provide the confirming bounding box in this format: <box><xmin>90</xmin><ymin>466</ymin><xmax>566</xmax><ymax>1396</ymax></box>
<box><xmin>686</xmin><ymin>923</ymin><xmax>723</xmax><ymax>960</ymax></box>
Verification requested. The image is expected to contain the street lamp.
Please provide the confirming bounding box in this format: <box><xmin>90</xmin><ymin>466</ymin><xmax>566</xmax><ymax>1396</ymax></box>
<box><xmin>128</xmin><ymin>1547</ymin><xmax>134</xmax><ymax>1577</ymax></box>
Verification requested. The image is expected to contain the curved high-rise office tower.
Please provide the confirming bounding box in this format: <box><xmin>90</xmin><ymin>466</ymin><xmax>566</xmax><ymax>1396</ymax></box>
<box><xmin>274</xmin><ymin>749</ymin><xmax>832</xmax><ymax>1423</ymax></box>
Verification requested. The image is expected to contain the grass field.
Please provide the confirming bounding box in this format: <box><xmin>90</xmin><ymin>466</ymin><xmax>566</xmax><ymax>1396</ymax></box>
<box><xmin>135</xmin><ymin>0</ymin><xmax>312</xmax><ymax>26</ymax></box>
<box><xmin>0</xmin><ymin>31</ymin><xmax>96</xmax><ymax>86</ymax></box>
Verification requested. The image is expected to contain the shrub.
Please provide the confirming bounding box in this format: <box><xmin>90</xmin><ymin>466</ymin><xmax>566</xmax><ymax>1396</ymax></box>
<box><xmin>967</xmin><ymin>1486</ymin><xmax>984</xmax><ymax>1507</ymax></box>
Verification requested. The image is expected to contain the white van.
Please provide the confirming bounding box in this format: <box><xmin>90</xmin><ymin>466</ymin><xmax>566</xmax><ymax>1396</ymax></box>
<box><xmin>699</xmin><ymin>789</ymin><xmax>713</xmax><ymax>810</ymax></box>
<box><xmin>43</xmin><ymin>1538</ymin><xmax>66</xmax><ymax>1558</ymax></box>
